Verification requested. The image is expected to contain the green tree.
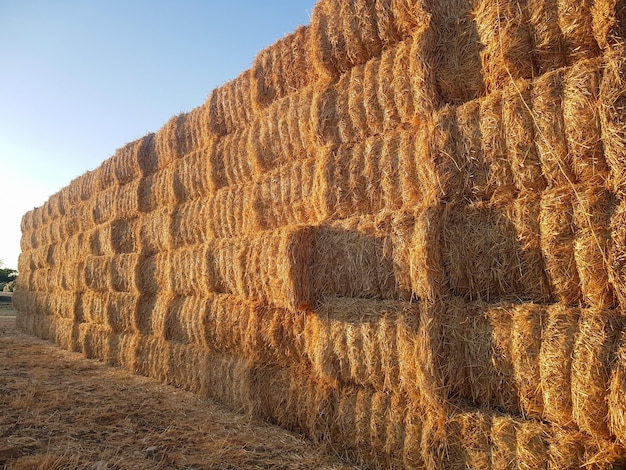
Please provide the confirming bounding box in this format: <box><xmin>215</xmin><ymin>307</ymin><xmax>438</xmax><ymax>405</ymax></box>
<box><xmin>0</xmin><ymin>268</ymin><xmax>17</xmax><ymax>284</ymax></box>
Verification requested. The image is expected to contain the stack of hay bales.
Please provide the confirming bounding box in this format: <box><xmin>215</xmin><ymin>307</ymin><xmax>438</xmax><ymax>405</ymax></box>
<box><xmin>14</xmin><ymin>0</ymin><xmax>626</xmax><ymax>467</ymax></box>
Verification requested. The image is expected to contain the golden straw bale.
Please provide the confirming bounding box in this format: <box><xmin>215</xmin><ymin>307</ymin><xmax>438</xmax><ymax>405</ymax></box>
<box><xmin>211</xmin><ymin>128</ymin><xmax>254</xmax><ymax>190</ymax></box>
<box><xmin>106</xmin><ymin>332</ymin><xmax>137</xmax><ymax>369</ymax></box>
<box><xmin>557</xmin><ymin>0</ymin><xmax>601</xmax><ymax>63</ymax></box>
<box><xmin>81</xmin><ymin>291</ymin><xmax>108</xmax><ymax>325</ymax></box>
<box><xmin>135</xmin><ymin>132</ymin><xmax>160</xmax><ymax>177</ymax></box>
<box><xmin>21</xmin><ymin>209</ymin><xmax>34</xmax><ymax>233</ymax></box>
<box><xmin>539</xmin><ymin>186</ymin><xmax>581</xmax><ymax>305</ymax></box>
<box><xmin>135</xmin><ymin>293</ymin><xmax>172</xmax><ymax>336</ymax></box>
<box><xmin>110</xmin><ymin>216</ymin><xmax>139</xmax><ymax>254</ymax></box>
<box><xmin>206</xmin><ymin>238</ymin><xmax>243</xmax><ymax>295</ymax></box>
<box><xmin>138</xmin><ymin>207</ymin><xmax>171</xmax><ymax>255</ymax></box>
<box><xmin>53</xmin><ymin>317</ymin><xmax>82</xmax><ymax>353</ymax></box>
<box><xmin>378</xmin><ymin>45</ymin><xmax>401</xmax><ymax>131</ymax></box>
<box><xmin>540</xmin><ymin>304</ymin><xmax>579</xmax><ymax>428</ymax></box>
<box><xmin>133</xmin><ymin>334</ymin><xmax>169</xmax><ymax>382</ymax></box>
<box><xmin>475</xmin><ymin>0</ymin><xmax>536</xmax><ymax>93</ymax></box>
<box><xmin>304</xmin><ymin>297</ymin><xmax>419</xmax><ymax>392</ymax></box>
<box><xmin>593</xmin><ymin>0</ymin><xmax>626</xmax><ymax>52</ymax></box>
<box><xmin>563</xmin><ymin>58</ymin><xmax>608</xmax><ymax>185</ymax></box>
<box><xmin>391</xmin><ymin>38</ymin><xmax>417</xmax><ymax>124</ymax></box>
<box><xmin>490</xmin><ymin>414</ymin><xmax>518</xmax><ymax>469</ymax></box>
<box><xmin>169</xmin><ymin>198</ymin><xmax>210</xmax><ymax>248</ymax></box>
<box><xmin>442</xmin><ymin>198</ymin><xmax>550</xmax><ymax>302</ymax></box>
<box><xmin>136</xmin><ymin>252</ymin><xmax>170</xmax><ymax>294</ymax></box>
<box><xmin>109</xmin><ymin>253</ymin><xmax>140</xmax><ymax>293</ymax></box>
<box><xmin>155</xmin><ymin>113</ymin><xmax>192</xmax><ymax>161</ymax></box>
<box><xmin>249</xmin><ymin>157</ymin><xmax>320</xmax><ymax>232</ymax></box>
<box><xmin>442</xmin><ymin>298</ymin><xmax>519</xmax><ymax>413</ymax></box>
<box><xmin>600</xmin><ymin>51</ymin><xmax>626</xmax><ymax>196</ymax></box>
<box><xmin>111</xmin><ymin>139</ymin><xmax>143</xmax><ymax>186</ymax></box>
<box><xmin>527</xmin><ymin>0</ymin><xmax>566</xmax><ymax>73</ymax></box>
<box><xmin>113</xmin><ymin>180</ymin><xmax>141</xmax><ymax>221</ymax></box>
<box><xmin>83</xmin><ymin>255</ymin><xmax>111</xmax><ymax>293</ymax></box>
<box><xmin>363</xmin><ymin>57</ymin><xmax>385</xmax><ymax>136</ymax></box>
<box><xmin>610</xmin><ymin>200</ymin><xmax>626</xmax><ymax>309</ymax></box>
<box><xmin>168</xmin><ymin>245</ymin><xmax>209</xmax><ymax>296</ymax></box>
<box><xmin>205</xmin><ymin>295</ymin><xmax>253</xmax><ymax>356</ymax></box>
<box><xmin>163</xmin><ymin>296</ymin><xmax>211</xmax><ymax>346</ymax></box>
<box><xmin>502</xmin><ymin>79</ymin><xmax>547</xmax><ymax>193</ymax></box>
<box><xmin>137</xmin><ymin>168</ymin><xmax>176</xmax><ymax>213</ymax></box>
<box><xmin>531</xmin><ymin>68</ymin><xmax>574</xmax><ymax>187</ymax></box>
<box><xmin>251</xmin><ymin>26</ymin><xmax>313</xmax><ymax>109</ymax></box>
<box><xmin>582</xmin><ymin>438</ymin><xmax>626</xmax><ymax>469</ymax></box>
<box><xmin>548</xmin><ymin>427</ymin><xmax>586</xmax><ymax>469</ymax></box>
<box><xmin>445</xmin><ymin>409</ymin><xmax>493</xmax><ymax>469</ymax></box>
<box><xmin>90</xmin><ymin>187</ymin><xmax>115</xmax><ymax>226</ymax></box>
<box><xmin>347</xmin><ymin>64</ymin><xmax>368</xmax><ymax>143</ymax></box>
<box><xmin>79</xmin><ymin>322</ymin><xmax>110</xmax><ymax>360</ymax></box>
<box><xmin>511</xmin><ymin>303</ymin><xmax>545</xmax><ymax>420</ymax></box>
<box><xmin>88</xmin><ymin>224</ymin><xmax>113</xmax><ymax>257</ymax></box>
<box><xmin>237</xmin><ymin>226</ymin><xmax>314</xmax><ymax>310</ymax></box>
<box><xmin>205</xmin><ymin>185</ymin><xmax>254</xmax><ymax>239</ymax></box>
<box><xmin>94</xmin><ymin>159</ymin><xmax>116</xmax><ymax>196</ymax></box>
<box><xmin>164</xmin><ymin>341</ymin><xmax>207</xmax><ymax>393</ymax></box>
<box><xmin>609</xmin><ymin>331</ymin><xmax>626</xmax><ymax>443</ymax></box>
<box><xmin>106</xmin><ymin>292</ymin><xmax>139</xmax><ymax>334</ymax></box>
<box><xmin>574</xmin><ymin>186</ymin><xmax>615</xmax><ymax>309</ymax></box>
<box><xmin>171</xmin><ymin>147</ymin><xmax>213</xmax><ymax>203</ymax></box>
<box><xmin>207</xmin><ymin>71</ymin><xmax>253</xmax><ymax>137</ymax></box>
<box><xmin>572</xmin><ymin>309</ymin><xmax>625</xmax><ymax>439</ymax></box>
<box><xmin>311</xmin><ymin>74</ymin><xmax>356</xmax><ymax>146</ymax></box>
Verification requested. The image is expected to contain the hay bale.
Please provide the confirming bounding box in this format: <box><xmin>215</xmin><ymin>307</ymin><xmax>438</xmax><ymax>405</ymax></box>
<box><xmin>391</xmin><ymin>38</ymin><xmax>417</xmax><ymax>124</ymax></box>
<box><xmin>83</xmin><ymin>255</ymin><xmax>111</xmax><ymax>292</ymax></box>
<box><xmin>79</xmin><ymin>322</ymin><xmax>111</xmax><ymax>360</ymax></box>
<box><xmin>311</xmin><ymin>74</ymin><xmax>355</xmax><ymax>146</ymax></box>
<box><xmin>133</xmin><ymin>333</ymin><xmax>169</xmax><ymax>381</ymax></box>
<box><xmin>90</xmin><ymin>223</ymin><xmax>114</xmax><ymax>257</ymax></box>
<box><xmin>136</xmin><ymin>252</ymin><xmax>169</xmax><ymax>295</ymax></box>
<box><xmin>134</xmin><ymin>293</ymin><xmax>172</xmax><ymax>336</ymax></box>
<box><xmin>135</xmin><ymin>132</ymin><xmax>160</xmax><ymax>177</ymax></box>
<box><xmin>249</xmin><ymin>157</ymin><xmax>320</xmax><ymax>232</ymax></box>
<box><xmin>548</xmin><ymin>428</ymin><xmax>586</xmax><ymax>469</ymax></box>
<box><xmin>531</xmin><ymin>69</ymin><xmax>574</xmax><ymax>187</ymax></box>
<box><xmin>161</xmin><ymin>296</ymin><xmax>208</xmax><ymax>346</ymax></box>
<box><xmin>572</xmin><ymin>309</ymin><xmax>625</xmax><ymax>438</ymax></box>
<box><xmin>610</xmin><ymin>331</ymin><xmax>626</xmax><ymax>443</ymax></box>
<box><xmin>105</xmin><ymin>332</ymin><xmax>137</xmax><ymax>370</ymax></box>
<box><xmin>81</xmin><ymin>291</ymin><xmax>108</xmax><ymax>325</ymax></box>
<box><xmin>527</xmin><ymin>0</ymin><xmax>566</xmax><ymax>73</ymax></box>
<box><xmin>600</xmin><ymin>51</ymin><xmax>626</xmax><ymax>196</ymax></box>
<box><xmin>138</xmin><ymin>207</ymin><xmax>171</xmax><ymax>255</ymax></box>
<box><xmin>610</xmin><ymin>200</ymin><xmax>626</xmax><ymax>309</ymax></box>
<box><xmin>111</xmin><ymin>139</ymin><xmax>143</xmax><ymax>186</ymax></box>
<box><xmin>164</xmin><ymin>341</ymin><xmax>207</xmax><ymax>393</ymax></box>
<box><xmin>110</xmin><ymin>216</ymin><xmax>140</xmax><ymax>254</ymax></box>
<box><xmin>363</xmin><ymin>57</ymin><xmax>385</xmax><ymax>136</ymax></box>
<box><xmin>347</xmin><ymin>64</ymin><xmax>368</xmax><ymax>143</ymax></box>
<box><xmin>442</xmin><ymin>198</ymin><xmax>550</xmax><ymax>302</ymax></box>
<box><xmin>540</xmin><ymin>304</ymin><xmax>579</xmax><ymax>428</ymax></box>
<box><xmin>205</xmin><ymin>185</ymin><xmax>254</xmax><ymax>240</ymax></box>
<box><xmin>171</xmin><ymin>146</ymin><xmax>214</xmax><ymax>203</ymax></box>
<box><xmin>106</xmin><ymin>292</ymin><xmax>139</xmax><ymax>334</ymax></box>
<box><xmin>574</xmin><ymin>186</ymin><xmax>615</xmax><ymax>309</ymax></box>
<box><xmin>110</xmin><ymin>253</ymin><xmax>140</xmax><ymax>293</ymax></box>
<box><xmin>474</xmin><ymin>0</ymin><xmax>536</xmax><ymax>93</ymax></box>
<box><xmin>502</xmin><ymin>79</ymin><xmax>547</xmax><ymax>193</ymax></box>
<box><xmin>168</xmin><ymin>245</ymin><xmax>210</xmax><ymax>296</ymax></box>
<box><xmin>593</xmin><ymin>0</ymin><xmax>626</xmax><ymax>51</ymax></box>
<box><xmin>207</xmin><ymin>71</ymin><xmax>253</xmax><ymax>136</ymax></box>
<box><xmin>169</xmin><ymin>198</ymin><xmax>210</xmax><ymax>248</ymax></box>
<box><xmin>211</xmin><ymin>128</ymin><xmax>254</xmax><ymax>190</ymax></box>
<box><xmin>539</xmin><ymin>186</ymin><xmax>581</xmax><ymax>305</ymax></box>
<box><xmin>445</xmin><ymin>409</ymin><xmax>492</xmax><ymax>469</ymax></box>
<box><xmin>557</xmin><ymin>0</ymin><xmax>600</xmax><ymax>63</ymax></box>
<box><xmin>378</xmin><ymin>43</ymin><xmax>401</xmax><ymax>130</ymax></box>
<box><xmin>238</xmin><ymin>226</ymin><xmax>314</xmax><ymax>310</ymax></box>
<box><xmin>251</xmin><ymin>26</ymin><xmax>313</xmax><ymax>109</ymax></box>
<box><xmin>563</xmin><ymin>58</ymin><xmax>608</xmax><ymax>185</ymax></box>
<box><xmin>137</xmin><ymin>169</ymin><xmax>176</xmax><ymax>213</ymax></box>
<box><xmin>304</xmin><ymin>297</ymin><xmax>420</xmax><ymax>393</ymax></box>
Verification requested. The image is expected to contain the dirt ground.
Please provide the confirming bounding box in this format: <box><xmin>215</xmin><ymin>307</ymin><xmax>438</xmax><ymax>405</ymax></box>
<box><xmin>0</xmin><ymin>313</ymin><xmax>358</xmax><ymax>470</ymax></box>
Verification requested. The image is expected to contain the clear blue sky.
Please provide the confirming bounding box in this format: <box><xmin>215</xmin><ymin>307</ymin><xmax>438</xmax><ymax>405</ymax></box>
<box><xmin>0</xmin><ymin>1</ymin><xmax>316</xmax><ymax>270</ymax></box>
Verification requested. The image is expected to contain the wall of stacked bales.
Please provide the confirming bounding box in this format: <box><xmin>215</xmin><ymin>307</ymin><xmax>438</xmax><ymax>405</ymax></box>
<box><xmin>13</xmin><ymin>0</ymin><xmax>626</xmax><ymax>467</ymax></box>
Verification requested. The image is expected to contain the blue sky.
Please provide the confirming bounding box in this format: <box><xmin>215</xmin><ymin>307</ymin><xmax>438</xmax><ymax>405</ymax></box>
<box><xmin>0</xmin><ymin>1</ymin><xmax>316</xmax><ymax>269</ymax></box>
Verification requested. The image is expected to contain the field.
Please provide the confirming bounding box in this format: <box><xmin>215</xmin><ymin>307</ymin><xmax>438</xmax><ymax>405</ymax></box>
<box><xmin>0</xmin><ymin>313</ymin><xmax>357</xmax><ymax>470</ymax></box>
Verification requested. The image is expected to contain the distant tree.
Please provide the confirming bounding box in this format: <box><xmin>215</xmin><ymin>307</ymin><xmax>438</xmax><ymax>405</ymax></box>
<box><xmin>0</xmin><ymin>268</ymin><xmax>17</xmax><ymax>284</ymax></box>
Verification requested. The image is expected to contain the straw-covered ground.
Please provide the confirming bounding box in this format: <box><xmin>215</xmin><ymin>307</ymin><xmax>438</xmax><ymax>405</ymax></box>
<box><xmin>0</xmin><ymin>315</ymin><xmax>358</xmax><ymax>470</ymax></box>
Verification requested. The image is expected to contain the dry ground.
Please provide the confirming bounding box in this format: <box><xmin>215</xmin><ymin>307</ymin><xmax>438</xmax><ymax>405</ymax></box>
<box><xmin>0</xmin><ymin>313</ymin><xmax>358</xmax><ymax>470</ymax></box>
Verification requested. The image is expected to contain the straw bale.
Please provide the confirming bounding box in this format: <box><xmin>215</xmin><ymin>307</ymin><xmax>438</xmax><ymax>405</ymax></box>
<box><xmin>207</xmin><ymin>71</ymin><xmax>253</xmax><ymax>136</ymax></box>
<box><xmin>511</xmin><ymin>303</ymin><xmax>545</xmax><ymax>420</ymax></box>
<box><xmin>547</xmin><ymin>427</ymin><xmax>586</xmax><ymax>469</ymax></box>
<box><xmin>593</xmin><ymin>0</ymin><xmax>626</xmax><ymax>51</ymax></box>
<box><xmin>574</xmin><ymin>186</ymin><xmax>615</xmax><ymax>309</ymax></box>
<box><xmin>251</xmin><ymin>26</ymin><xmax>313</xmax><ymax>109</ymax></box>
<box><xmin>169</xmin><ymin>198</ymin><xmax>210</xmax><ymax>248</ymax></box>
<box><xmin>80</xmin><ymin>291</ymin><xmax>108</xmax><ymax>325</ymax></box>
<box><xmin>311</xmin><ymin>74</ymin><xmax>355</xmax><ymax>146</ymax></box>
<box><xmin>563</xmin><ymin>58</ymin><xmax>608</xmax><ymax>184</ymax></box>
<box><xmin>110</xmin><ymin>217</ymin><xmax>139</xmax><ymax>254</ymax></box>
<box><xmin>557</xmin><ymin>0</ymin><xmax>601</xmax><ymax>63</ymax></box>
<box><xmin>475</xmin><ymin>0</ymin><xmax>536</xmax><ymax>92</ymax></box>
<box><xmin>531</xmin><ymin>69</ymin><xmax>574</xmax><ymax>187</ymax></box>
<box><xmin>111</xmin><ymin>139</ymin><xmax>143</xmax><ymax>186</ymax></box>
<box><xmin>79</xmin><ymin>322</ymin><xmax>110</xmax><ymax>360</ymax></box>
<box><xmin>136</xmin><ymin>252</ymin><xmax>169</xmax><ymax>294</ymax></box>
<box><xmin>137</xmin><ymin>168</ymin><xmax>176</xmax><ymax>213</ymax></box>
<box><xmin>134</xmin><ymin>293</ymin><xmax>172</xmax><ymax>336</ymax></box>
<box><xmin>205</xmin><ymin>294</ymin><xmax>253</xmax><ymax>356</ymax></box>
<box><xmin>539</xmin><ymin>186</ymin><xmax>581</xmax><ymax>304</ymax></box>
<box><xmin>254</xmin><ymin>302</ymin><xmax>308</xmax><ymax>364</ymax></box>
<box><xmin>93</xmin><ymin>158</ymin><xmax>116</xmax><ymax>196</ymax></box>
<box><xmin>490</xmin><ymin>414</ymin><xmax>518</xmax><ymax>469</ymax></box>
<box><xmin>105</xmin><ymin>332</ymin><xmax>137</xmax><ymax>369</ymax></box>
<box><xmin>109</xmin><ymin>253</ymin><xmax>140</xmax><ymax>293</ymax></box>
<box><xmin>135</xmin><ymin>132</ymin><xmax>160</xmax><ymax>177</ymax></box>
<box><xmin>205</xmin><ymin>185</ymin><xmax>254</xmax><ymax>240</ymax></box>
<box><xmin>610</xmin><ymin>331</ymin><xmax>626</xmax><ymax>443</ymax></box>
<box><xmin>168</xmin><ymin>245</ymin><xmax>210</xmax><ymax>296</ymax></box>
<box><xmin>91</xmin><ymin>186</ymin><xmax>117</xmax><ymax>226</ymax></box>
<box><xmin>363</xmin><ymin>57</ymin><xmax>385</xmax><ymax>136</ymax></box>
<box><xmin>137</xmin><ymin>207</ymin><xmax>171</xmax><ymax>255</ymax></box>
<box><xmin>442</xmin><ymin>298</ymin><xmax>518</xmax><ymax>412</ymax></box>
<box><xmin>83</xmin><ymin>255</ymin><xmax>111</xmax><ymax>292</ymax></box>
<box><xmin>211</xmin><ymin>128</ymin><xmax>254</xmax><ymax>190</ymax></box>
<box><xmin>502</xmin><ymin>79</ymin><xmax>547</xmax><ymax>193</ymax></box>
<box><xmin>160</xmin><ymin>296</ymin><xmax>207</xmax><ymax>346</ymax></box>
<box><xmin>46</xmin><ymin>192</ymin><xmax>64</xmax><ymax>221</ymax></box>
<box><xmin>133</xmin><ymin>334</ymin><xmax>169</xmax><ymax>382</ymax></box>
<box><xmin>539</xmin><ymin>304</ymin><xmax>579</xmax><ymax>428</ymax></box>
<box><xmin>442</xmin><ymin>198</ymin><xmax>550</xmax><ymax>302</ymax></box>
<box><xmin>582</xmin><ymin>438</ymin><xmax>626</xmax><ymax>469</ymax></box>
<box><xmin>238</xmin><ymin>226</ymin><xmax>314</xmax><ymax>310</ymax></box>
<box><xmin>572</xmin><ymin>309</ymin><xmax>625</xmax><ymax>438</ymax></box>
<box><xmin>445</xmin><ymin>409</ymin><xmax>493</xmax><ymax>469</ymax></box>
<box><xmin>21</xmin><ymin>209</ymin><xmax>34</xmax><ymax>233</ymax></box>
<box><xmin>347</xmin><ymin>64</ymin><xmax>368</xmax><ymax>143</ymax></box>
<box><xmin>206</xmin><ymin>237</ymin><xmax>243</xmax><ymax>295</ymax></box>
<box><xmin>527</xmin><ymin>0</ymin><xmax>566</xmax><ymax>73</ymax></box>
<box><xmin>171</xmin><ymin>147</ymin><xmax>213</xmax><ymax>203</ymax></box>
<box><xmin>600</xmin><ymin>51</ymin><xmax>626</xmax><ymax>196</ymax></box>
<box><xmin>610</xmin><ymin>200</ymin><xmax>626</xmax><ymax>309</ymax></box>
<box><xmin>154</xmin><ymin>112</ymin><xmax>194</xmax><ymax>161</ymax></box>
<box><xmin>53</xmin><ymin>317</ymin><xmax>82</xmax><ymax>353</ymax></box>
<box><xmin>305</xmin><ymin>297</ymin><xmax>420</xmax><ymax>392</ymax></box>
<box><xmin>88</xmin><ymin>225</ymin><xmax>111</xmax><ymax>257</ymax></box>
<box><xmin>250</xmin><ymin>157</ymin><xmax>320</xmax><ymax>232</ymax></box>
<box><xmin>390</xmin><ymin>38</ymin><xmax>416</xmax><ymax>125</ymax></box>
<box><xmin>114</xmin><ymin>180</ymin><xmax>141</xmax><ymax>221</ymax></box>
<box><xmin>377</xmin><ymin>45</ymin><xmax>400</xmax><ymax>130</ymax></box>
